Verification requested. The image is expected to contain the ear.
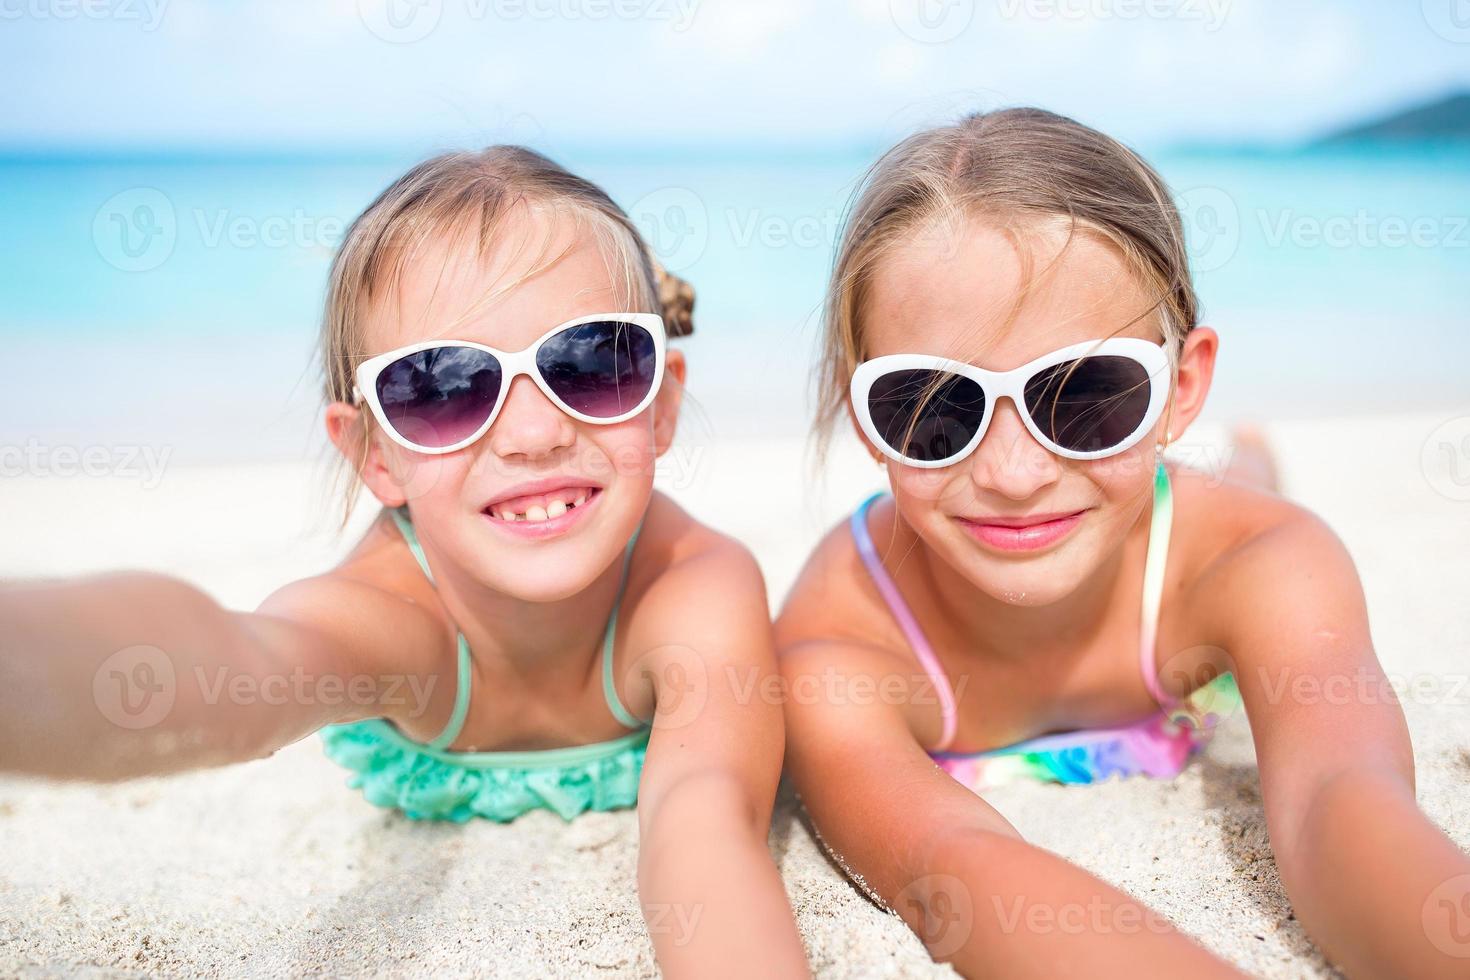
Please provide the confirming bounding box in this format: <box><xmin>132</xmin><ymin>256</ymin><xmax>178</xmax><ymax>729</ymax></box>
<box><xmin>1165</xmin><ymin>326</ymin><xmax>1218</xmax><ymax>442</ymax></box>
<box><xmin>324</xmin><ymin>401</ymin><xmax>409</xmax><ymax>508</ymax></box>
<box><xmin>652</xmin><ymin>348</ymin><xmax>686</xmax><ymax>456</ymax></box>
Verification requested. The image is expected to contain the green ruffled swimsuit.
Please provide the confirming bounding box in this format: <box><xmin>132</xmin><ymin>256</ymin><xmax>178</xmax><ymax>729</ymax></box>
<box><xmin>319</xmin><ymin>505</ymin><xmax>650</xmax><ymax>823</ymax></box>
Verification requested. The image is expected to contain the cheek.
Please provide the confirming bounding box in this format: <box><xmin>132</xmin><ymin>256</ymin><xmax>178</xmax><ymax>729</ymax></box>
<box><xmin>1081</xmin><ymin>445</ymin><xmax>1159</xmax><ymax>503</ymax></box>
<box><xmin>888</xmin><ymin>461</ymin><xmax>964</xmax><ymax>507</ymax></box>
<box><xmin>582</xmin><ymin>420</ymin><xmax>660</xmax><ymax>484</ymax></box>
<box><xmin>1071</xmin><ymin>451</ymin><xmax>1157</xmax><ymax>552</ymax></box>
<box><xmin>381</xmin><ymin>438</ymin><xmax>471</xmax><ymax>506</ymax></box>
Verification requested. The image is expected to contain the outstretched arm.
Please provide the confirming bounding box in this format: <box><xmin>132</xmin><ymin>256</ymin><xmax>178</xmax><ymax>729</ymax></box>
<box><xmin>777</xmin><ymin>637</ymin><xmax>1243</xmax><ymax>979</ymax></box>
<box><xmin>632</xmin><ymin>541</ymin><xmax>808</xmax><ymax>979</ymax></box>
<box><xmin>0</xmin><ymin>563</ymin><xmax>441</xmax><ymax>780</ymax></box>
<box><xmin>1211</xmin><ymin>512</ymin><xmax>1470</xmax><ymax>979</ymax></box>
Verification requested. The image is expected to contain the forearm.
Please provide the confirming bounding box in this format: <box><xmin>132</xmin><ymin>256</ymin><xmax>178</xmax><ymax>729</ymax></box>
<box><xmin>906</xmin><ymin>828</ymin><xmax>1242</xmax><ymax>979</ymax></box>
<box><xmin>1277</xmin><ymin>767</ymin><xmax>1470</xmax><ymax>979</ymax></box>
<box><xmin>0</xmin><ymin>572</ymin><xmax>331</xmax><ymax>779</ymax></box>
<box><xmin>788</xmin><ymin>735</ymin><xmax>1238</xmax><ymax>977</ymax></box>
<box><xmin>637</xmin><ymin>771</ymin><xmax>807</xmax><ymax>979</ymax></box>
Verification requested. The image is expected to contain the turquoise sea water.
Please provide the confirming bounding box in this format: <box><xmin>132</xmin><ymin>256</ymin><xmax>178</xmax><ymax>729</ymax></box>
<box><xmin>1</xmin><ymin>144</ymin><xmax>1466</xmax><ymax>464</ymax></box>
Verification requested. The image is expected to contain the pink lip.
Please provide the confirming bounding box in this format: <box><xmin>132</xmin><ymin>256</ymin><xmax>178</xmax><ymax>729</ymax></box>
<box><xmin>956</xmin><ymin>510</ymin><xmax>1087</xmax><ymax>552</ymax></box>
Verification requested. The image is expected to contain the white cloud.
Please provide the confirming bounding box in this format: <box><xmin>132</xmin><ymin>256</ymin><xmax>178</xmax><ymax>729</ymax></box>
<box><xmin>0</xmin><ymin>0</ymin><xmax>1464</xmax><ymax>149</ymax></box>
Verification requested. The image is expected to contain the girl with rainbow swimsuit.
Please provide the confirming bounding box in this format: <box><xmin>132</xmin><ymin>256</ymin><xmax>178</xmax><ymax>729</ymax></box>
<box><xmin>776</xmin><ymin>107</ymin><xmax>1470</xmax><ymax>979</ymax></box>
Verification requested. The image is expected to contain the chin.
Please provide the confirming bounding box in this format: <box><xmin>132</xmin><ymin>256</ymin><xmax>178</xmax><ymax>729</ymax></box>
<box><xmin>938</xmin><ymin>527</ymin><xmax>1095</xmax><ymax>607</ymax></box>
<box><xmin>473</xmin><ymin>553</ymin><xmax>602</xmax><ymax>603</ymax></box>
<box><xmin>969</xmin><ymin>562</ymin><xmax>1083</xmax><ymax>606</ymax></box>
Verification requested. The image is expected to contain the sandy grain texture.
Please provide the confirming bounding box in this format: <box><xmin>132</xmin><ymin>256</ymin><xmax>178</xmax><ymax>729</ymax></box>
<box><xmin>3</xmin><ymin>413</ymin><xmax>1468</xmax><ymax>977</ymax></box>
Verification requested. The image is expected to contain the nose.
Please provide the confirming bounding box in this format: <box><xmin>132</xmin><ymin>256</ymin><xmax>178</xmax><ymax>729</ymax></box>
<box><xmin>485</xmin><ymin>375</ymin><xmax>577</xmax><ymax>462</ymax></box>
<box><xmin>966</xmin><ymin>397</ymin><xmax>1061</xmax><ymax>501</ymax></box>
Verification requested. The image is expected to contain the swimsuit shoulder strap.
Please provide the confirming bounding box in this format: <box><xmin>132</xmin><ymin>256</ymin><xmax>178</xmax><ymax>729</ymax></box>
<box><xmin>850</xmin><ymin>491</ymin><xmax>959</xmax><ymax>751</ymax></box>
<box><xmin>427</xmin><ymin>635</ymin><xmax>474</xmax><ymax>750</ymax></box>
<box><xmin>389</xmin><ymin>505</ymin><xmax>435</xmax><ymax>582</ymax></box>
<box><xmin>600</xmin><ymin>518</ymin><xmax>647</xmax><ymax>730</ymax></box>
<box><xmin>388</xmin><ymin>505</ymin><xmax>472</xmax><ymax>749</ymax></box>
<box><xmin>1139</xmin><ymin>460</ymin><xmax>1176</xmax><ymax>710</ymax></box>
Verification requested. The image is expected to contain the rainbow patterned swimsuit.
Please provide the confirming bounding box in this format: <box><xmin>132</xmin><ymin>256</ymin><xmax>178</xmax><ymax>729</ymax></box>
<box><xmin>851</xmin><ymin>462</ymin><xmax>1240</xmax><ymax>794</ymax></box>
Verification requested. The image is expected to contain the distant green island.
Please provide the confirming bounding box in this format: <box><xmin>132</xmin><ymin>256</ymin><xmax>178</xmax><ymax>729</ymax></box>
<box><xmin>1314</xmin><ymin>91</ymin><xmax>1470</xmax><ymax>145</ymax></box>
<box><xmin>1166</xmin><ymin>90</ymin><xmax>1470</xmax><ymax>156</ymax></box>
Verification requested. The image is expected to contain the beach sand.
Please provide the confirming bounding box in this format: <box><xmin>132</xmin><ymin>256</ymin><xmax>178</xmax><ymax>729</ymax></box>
<box><xmin>2</xmin><ymin>412</ymin><xmax>1468</xmax><ymax>977</ymax></box>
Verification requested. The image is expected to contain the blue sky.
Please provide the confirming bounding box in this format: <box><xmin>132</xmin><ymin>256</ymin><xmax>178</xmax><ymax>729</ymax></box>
<box><xmin>3</xmin><ymin>0</ymin><xmax>1469</xmax><ymax>153</ymax></box>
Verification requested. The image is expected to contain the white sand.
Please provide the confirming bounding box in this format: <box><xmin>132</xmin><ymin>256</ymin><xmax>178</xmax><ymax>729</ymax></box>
<box><xmin>2</xmin><ymin>412</ymin><xmax>1469</xmax><ymax>977</ymax></box>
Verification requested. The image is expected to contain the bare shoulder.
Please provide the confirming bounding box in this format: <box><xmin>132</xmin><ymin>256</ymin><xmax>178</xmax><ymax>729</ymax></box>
<box><xmin>612</xmin><ymin>493</ymin><xmax>778</xmax><ymax>723</ymax></box>
<box><xmin>251</xmin><ymin>510</ymin><xmax>452</xmax><ymax>683</ymax></box>
<box><xmin>773</xmin><ymin>499</ymin><xmax>949</xmax><ymax>753</ymax></box>
<box><xmin>623</xmin><ymin>490</ymin><xmax>770</xmax><ymax>634</ymax></box>
<box><xmin>1168</xmin><ymin>464</ymin><xmax>1362</xmax><ymax>645</ymax></box>
<box><xmin>773</xmin><ymin>498</ymin><xmax>919</xmax><ymax>682</ymax></box>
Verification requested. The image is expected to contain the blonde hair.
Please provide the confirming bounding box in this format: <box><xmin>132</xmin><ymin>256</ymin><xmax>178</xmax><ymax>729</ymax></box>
<box><xmin>318</xmin><ymin>145</ymin><xmax>695</xmax><ymax>528</ymax></box>
<box><xmin>813</xmin><ymin>107</ymin><xmax>1197</xmax><ymax>461</ymax></box>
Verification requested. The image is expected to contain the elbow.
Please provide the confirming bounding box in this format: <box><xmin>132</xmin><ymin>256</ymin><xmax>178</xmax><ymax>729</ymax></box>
<box><xmin>641</xmin><ymin>767</ymin><xmax>764</xmax><ymax>832</ymax></box>
<box><xmin>1276</xmin><ymin>765</ymin><xmax>1417</xmax><ymax>886</ymax></box>
<box><xmin>921</xmin><ymin>822</ymin><xmax>1026</xmax><ymax>875</ymax></box>
<box><xmin>882</xmin><ymin>824</ymin><xmax>1031</xmax><ymax>947</ymax></box>
<box><xmin>637</xmin><ymin>769</ymin><xmax>767</xmax><ymax>870</ymax></box>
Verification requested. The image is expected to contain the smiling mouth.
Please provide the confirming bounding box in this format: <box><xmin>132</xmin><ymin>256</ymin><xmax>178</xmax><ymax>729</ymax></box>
<box><xmin>482</xmin><ymin>486</ymin><xmax>601</xmax><ymax>523</ymax></box>
<box><xmin>955</xmin><ymin>509</ymin><xmax>1089</xmax><ymax>552</ymax></box>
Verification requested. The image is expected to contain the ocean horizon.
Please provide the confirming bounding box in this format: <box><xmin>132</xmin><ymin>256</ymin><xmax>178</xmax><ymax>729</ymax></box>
<box><xmin>3</xmin><ymin>142</ymin><xmax>1466</xmax><ymax>466</ymax></box>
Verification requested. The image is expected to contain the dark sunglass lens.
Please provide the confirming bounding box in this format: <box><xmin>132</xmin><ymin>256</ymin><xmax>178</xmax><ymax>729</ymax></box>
<box><xmin>376</xmin><ymin>346</ymin><xmax>502</xmax><ymax>449</ymax></box>
<box><xmin>867</xmin><ymin>369</ymin><xmax>986</xmax><ymax>463</ymax></box>
<box><xmin>1023</xmin><ymin>355</ymin><xmax>1152</xmax><ymax>453</ymax></box>
<box><xmin>536</xmin><ymin>321</ymin><xmax>658</xmax><ymax>419</ymax></box>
